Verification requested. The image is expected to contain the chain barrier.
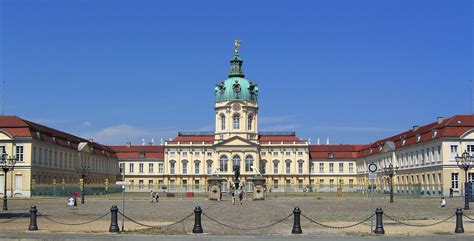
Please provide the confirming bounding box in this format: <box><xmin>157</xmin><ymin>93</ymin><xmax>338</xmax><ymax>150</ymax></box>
<box><xmin>463</xmin><ymin>214</ymin><xmax>474</xmax><ymax>221</ymax></box>
<box><xmin>202</xmin><ymin>212</ymin><xmax>293</xmax><ymax>231</ymax></box>
<box><xmin>382</xmin><ymin>213</ymin><xmax>455</xmax><ymax>227</ymax></box>
<box><xmin>301</xmin><ymin>213</ymin><xmax>374</xmax><ymax>229</ymax></box>
<box><xmin>118</xmin><ymin>211</ymin><xmax>194</xmax><ymax>229</ymax></box>
<box><xmin>0</xmin><ymin>211</ymin><xmax>29</xmax><ymax>224</ymax></box>
<box><xmin>38</xmin><ymin>212</ymin><xmax>109</xmax><ymax>226</ymax></box>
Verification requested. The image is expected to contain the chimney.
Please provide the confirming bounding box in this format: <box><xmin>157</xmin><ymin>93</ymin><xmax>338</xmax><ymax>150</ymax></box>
<box><xmin>308</xmin><ymin>138</ymin><xmax>311</xmax><ymax>144</ymax></box>
<box><xmin>317</xmin><ymin>138</ymin><xmax>320</xmax><ymax>145</ymax></box>
<box><xmin>142</xmin><ymin>138</ymin><xmax>146</xmax><ymax>146</ymax></box>
<box><xmin>326</xmin><ymin>138</ymin><xmax>329</xmax><ymax>145</ymax></box>
<box><xmin>437</xmin><ymin>116</ymin><xmax>444</xmax><ymax>124</ymax></box>
<box><xmin>160</xmin><ymin>138</ymin><xmax>164</xmax><ymax>145</ymax></box>
<box><xmin>88</xmin><ymin>139</ymin><xmax>94</xmax><ymax>143</ymax></box>
<box><xmin>151</xmin><ymin>138</ymin><xmax>155</xmax><ymax>146</ymax></box>
<box><xmin>412</xmin><ymin>126</ymin><xmax>419</xmax><ymax>131</ymax></box>
<box><xmin>126</xmin><ymin>142</ymin><xmax>132</xmax><ymax>148</ymax></box>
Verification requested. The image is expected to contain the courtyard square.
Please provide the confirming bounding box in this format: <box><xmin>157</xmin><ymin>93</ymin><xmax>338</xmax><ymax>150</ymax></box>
<box><xmin>1</xmin><ymin>195</ymin><xmax>473</xmax><ymax>237</ymax></box>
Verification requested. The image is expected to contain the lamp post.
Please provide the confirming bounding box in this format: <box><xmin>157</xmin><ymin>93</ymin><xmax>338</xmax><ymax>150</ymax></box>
<box><xmin>1</xmin><ymin>153</ymin><xmax>17</xmax><ymax>211</ymax></box>
<box><xmin>383</xmin><ymin>164</ymin><xmax>398</xmax><ymax>203</ymax></box>
<box><xmin>455</xmin><ymin>150</ymin><xmax>472</xmax><ymax>210</ymax></box>
<box><xmin>76</xmin><ymin>161</ymin><xmax>90</xmax><ymax>204</ymax></box>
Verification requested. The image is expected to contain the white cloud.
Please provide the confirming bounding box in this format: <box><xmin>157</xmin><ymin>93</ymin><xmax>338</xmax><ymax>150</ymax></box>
<box><xmin>261</xmin><ymin>124</ymin><xmax>300</xmax><ymax>131</ymax></box>
<box><xmin>80</xmin><ymin>124</ymin><xmax>178</xmax><ymax>145</ymax></box>
<box><xmin>81</xmin><ymin>121</ymin><xmax>92</xmax><ymax>127</ymax></box>
<box><xmin>259</xmin><ymin>115</ymin><xmax>292</xmax><ymax>125</ymax></box>
<box><xmin>310</xmin><ymin>126</ymin><xmax>403</xmax><ymax>133</ymax></box>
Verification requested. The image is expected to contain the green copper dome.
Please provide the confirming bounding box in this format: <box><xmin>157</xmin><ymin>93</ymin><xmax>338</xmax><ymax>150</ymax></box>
<box><xmin>215</xmin><ymin>77</ymin><xmax>258</xmax><ymax>102</ymax></box>
<box><xmin>215</xmin><ymin>49</ymin><xmax>259</xmax><ymax>102</ymax></box>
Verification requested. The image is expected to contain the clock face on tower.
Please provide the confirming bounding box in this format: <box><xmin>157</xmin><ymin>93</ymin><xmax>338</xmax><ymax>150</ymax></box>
<box><xmin>232</xmin><ymin>103</ymin><xmax>241</xmax><ymax>111</ymax></box>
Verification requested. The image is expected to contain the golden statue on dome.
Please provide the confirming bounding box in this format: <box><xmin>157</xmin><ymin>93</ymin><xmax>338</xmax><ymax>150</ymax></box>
<box><xmin>234</xmin><ymin>39</ymin><xmax>241</xmax><ymax>54</ymax></box>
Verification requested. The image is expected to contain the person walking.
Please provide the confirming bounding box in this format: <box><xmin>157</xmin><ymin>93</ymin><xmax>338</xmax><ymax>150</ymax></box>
<box><xmin>239</xmin><ymin>189</ymin><xmax>244</xmax><ymax>205</ymax></box>
<box><xmin>449</xmin><ymin>188</ymin><xmax>454</xmax><ymax>198</ymax></box>
<box><xmin>154</xmin><ymin>190</ymin><xmax>159</xmax><ymax>203</ymax></box>
<box><xmin>440</xmin><ymin>197</ymin><xmax>447</xmax><ymax>207</ymax></box>
<box><xmin>231</xmin><ymin>190</ymin><xmax>236</xmax><ymax>205</ymax></box>
<box><xmin>150</xmin><ymin>189</ymin><xmax>155</xmax><ymax>203</ymax></box>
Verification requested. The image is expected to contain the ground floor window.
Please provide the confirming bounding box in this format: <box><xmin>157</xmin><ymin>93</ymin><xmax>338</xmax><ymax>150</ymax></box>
<box><xmin>273</xmin><ymin>179</ymin><xmax>279</xmax><ymax>189</ymax></box>
<box><xmin>139</xmin><ymin>180</ymin><xmax>144</xmax><ymax>189</ymax></box>
<box><xmin>469</xmin><ymin>173</ymin><xmax>474</xmax><ymax>182</ymax></box>
<box><xmin>182</xmin><ymin>179</ymin><xmax>188</xmax><ymax>190</ymax></box>
<box><xmin>297</xmin><ymin>179</ymin><xmax>303</xmax><ymax>189</ymax></box>
<box><xmin>148</xmin><ymin>180</ymin><xmax>153</xmax><ymax>190</ymax></box>
<box><xmin>329</xmin><ymin>179</ymin><xmax>335</xmax><ymax>189</ymax></box>
<box><xmin>349</xmin><ymin>179</ymin><xmax>354</xmax><ymax>188</ymax></box>
<box><xmin>451</xmin><ymin>173</ymin><xmax>459</xmax><ymax>189</ymax></box>
<box><xmin>194</xmin><ymin>180</ymin><xmax>200</xmax><ymax>190</ymax></box>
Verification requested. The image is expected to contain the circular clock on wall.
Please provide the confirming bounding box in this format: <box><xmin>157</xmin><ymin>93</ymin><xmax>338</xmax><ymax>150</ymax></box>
<box><xmin>232</xmin><ymin>103</ymin><xmax>241</xmax><ymax>111</ymax></box>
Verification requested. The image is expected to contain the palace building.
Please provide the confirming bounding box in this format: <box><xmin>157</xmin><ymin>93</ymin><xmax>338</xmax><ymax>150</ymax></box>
<box><xmin>0</xmin><ymin>43</ymin><xmax>472</xmax><ymax>197</ymax></box>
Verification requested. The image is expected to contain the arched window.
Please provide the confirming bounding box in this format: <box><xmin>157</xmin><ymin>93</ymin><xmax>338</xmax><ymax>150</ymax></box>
<box><xmin>285</xmin><ymin>159</ymin><xmax>292</xmax><ymax>174</ymax></box>
<box><xmin>220</xmin><ymin>155</ymin><xmax>228</xmax><ymax>172</ymax></box>
<box><xmin>233</xmin><ymin>114</ymin><xmax>240</xmax><ymax>129</ymax></box>
<box><xmin>194</xmin><ymin>160</ymin><xmax>200</xmax><ymax>174</ymax></box>
<box><xmin>273</xmin><ymin>160</ymin><xmax>279</xmax><ymax>174</ymax></box>
<box><xmin>220</xmin><ymin>114</ymin><xmax>226</xmax><ymax>130</ymax></box>
<box><xmin>247</xmin><ymin>114</ymin><xmax>253</xmax><ymax>130</ymax></box>
<box><xmin>206</xmin><ymin>160</ymin><xmax>213</xmax><ymax>175</ymax></box>
<box><xmin>245</xmin><ymin>155</ymin><xmax>254</xmax><ymax>172</ymax></box>
<box><xmin>260</xmin><ymin>159</ymin><xmax>267</xmax><ymax>174</ymax></box>
<box><xmin>170</xmin><ymin>160</ymin><xmax>176</xmax><ymax>174</ymax></box>
<box><xmin>233</xmin><ymin>155</ymin><xmax>241</xmax><ymax>170</ymax></box>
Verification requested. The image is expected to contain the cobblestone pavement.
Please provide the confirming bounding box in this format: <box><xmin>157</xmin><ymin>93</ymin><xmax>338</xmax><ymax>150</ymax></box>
<box><xmin>0</xmin><ymin>195</ymin><xmax>473</xmax><ymax>236</ymax></box>
<box><xmin>0</xmin><ymin>232</ymin><xmax>473</xmax><ymax>241</ymax></box>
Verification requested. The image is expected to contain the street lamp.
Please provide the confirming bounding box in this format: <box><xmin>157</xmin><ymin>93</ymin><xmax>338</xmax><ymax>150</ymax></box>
<box><xmin>1</xmin><ymin>153</ymin><xmax>17</xmax><ymax>211</ymax></box>
<box><xmin>383</xmin><ymin>164</ymin><xmax>398</xmax><ymax>203</ymax></box>
<box><xmin>455</xmin><ymin>150</ymin><xmax>473</xmax><ymax>210</ymax></box>
<box><xmin>76</xmin><ymin>161</ymin><xmax>90</xmax><ymax>204</ymax></box>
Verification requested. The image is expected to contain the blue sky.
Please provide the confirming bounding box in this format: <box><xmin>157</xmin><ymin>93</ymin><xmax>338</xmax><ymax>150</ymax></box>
<box><xmin>1</xmin><ymin>0</ymin><xmax>472</xmax><ymax>145</ymax></box>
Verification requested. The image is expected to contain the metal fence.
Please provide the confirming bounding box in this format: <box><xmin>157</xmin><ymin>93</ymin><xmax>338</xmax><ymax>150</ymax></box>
<box><xmin>30</xmin><ymin>183</ymin><xmax>446</xmax><ymax>197</ymax></box>
<box><xmin>31</xmin><ymin>184</ymin><xmax>122</xmax><ymax>197</ymax></box>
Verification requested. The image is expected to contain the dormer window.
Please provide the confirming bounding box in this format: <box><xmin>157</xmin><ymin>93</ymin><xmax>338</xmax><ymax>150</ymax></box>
<box><xmin>328</xmin><ymin>152</ymin><xmax>334</xmax><ymax>158</ymax></box>
<box><xmin>139</xmin><ymin>152</ymin><xmax>145</xmax><ymax>158</ymax></box>
<box><xmin>379</xmin><ymin>146</ymin><xmax>383</xmax><ymax>151</ymax></box>
<box><xmin>432</xmin><ymin>130</ymin><xmax>438</xmax><ymax>138</ymax></box>
<box><xmin>401</xmin><ymin>139</ymin><xmax>406</xmax><ymax>146</ymax></box>
<box><xmin>369</xmin><ymin>149</ymin><xmax>373</xmax><ymax>154</ymax></box>
<box><xmin>36</xmin><ymin>132</ymin><xmax>41</xmax><ymax>138</ymax></box>
<box><xmin>416</xmin><ymin>134</ymin><xmax>421</xmax><ymax>142</ymax></box>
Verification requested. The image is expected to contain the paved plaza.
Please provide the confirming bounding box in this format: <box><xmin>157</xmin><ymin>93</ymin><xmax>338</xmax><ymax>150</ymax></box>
<box><xmin>0</xmin><ymin>194</ymin><xmax>473</xmax><ymax>238</ymax></box>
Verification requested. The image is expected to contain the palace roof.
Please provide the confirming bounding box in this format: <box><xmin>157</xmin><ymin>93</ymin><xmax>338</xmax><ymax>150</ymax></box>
<box><xmin>108</xmin><ymin>145</ymin><xmax>164</xmax><ymax>159</ymax></box>
<box><xmin>0</xmin><ymin>116</ymin><xmax>115</xmax><ymax>158</ymax></box>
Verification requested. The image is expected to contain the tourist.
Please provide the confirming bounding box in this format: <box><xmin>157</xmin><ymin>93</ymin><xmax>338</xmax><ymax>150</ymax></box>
<box><xmin>155</xmin><ymin>191</ymin><xmax>159</xmax><ymax>203</ymax></box>
<box><xmin>231</xmin><ymin>190</ymin><xmax>236</xmax><ymax>205</ymax></box>
<box><xmin>449</xmin><ymin>188</ymin><xmax>454</xmax><ymax>198</ymax></box>
<box><xmin>239</xmin><ymin>189</ymin><xmax>244</xmax><ymax>205</ymax></box>
<box><xmin>440</xmin><ymin>197</ymin><xmax>446</xmax><ymax>207</ymax></box>
<box><xmin>150</xmin><ymin>189</ymin><xmax>155</xmax><ymax>203</ymax></box>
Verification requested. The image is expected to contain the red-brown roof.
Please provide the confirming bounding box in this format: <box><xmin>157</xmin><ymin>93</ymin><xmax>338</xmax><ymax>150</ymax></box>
<box><xmin>108</xmin><ymin>145</ymin><xmax>165</xmax><ymax>159</ymax></box>
<box><xmin>259</xmin><ymin>135</ymin><xmax>302</xmax><ymax>142</ymax></box>
<box><xmin>0</xmin><ymin>116</ymin><xmax>115</xmax><ymax>158</ymax></box>
<box><xmin>309</xmin><ymin>145</ymin><xmax>364</xmax><ymax>159</ymax></box>
<box><xmin>356</xmin><ymin>115</ymin><xmax>474</xmax><ymax>158</ymax></box>
<box><xmin>168</xmin><ymin>135</ymin><xmax>215</xmax><ymax>144</ymax></box>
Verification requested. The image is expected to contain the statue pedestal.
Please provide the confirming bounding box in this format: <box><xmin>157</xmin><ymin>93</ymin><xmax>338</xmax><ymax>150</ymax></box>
<box><xmin>207</xmin><ymin>176</ymin><xmax>225</xmax><ymax>201</ymax></box>
<box><xmin>248</xmin><ymin>176</ymin><xmax>266</xmax><ymax>200</ymax></box>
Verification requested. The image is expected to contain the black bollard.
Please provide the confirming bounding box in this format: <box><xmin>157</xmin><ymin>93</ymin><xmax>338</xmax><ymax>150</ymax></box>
<box><xmin>292</xmin><ymin>207</ymin><xmax>302</xmax><ymax>234</ymax></box>
<box><xmin>28</xmin><ymin>206</ymin><xmax>38</xmax><ymax>231</ymax></box>
<box><xmin>374</xmin><ymin>208</ymin><xmax>385</xmax><ymax>234</ymax></box>
<box><xmin>192</xmin><ymin>206</ymin><xmax>203</xmax><ymax>233</ymax></box>
<box><xmin>109</xmin><ymin>205</ymin><xmax>120</xmax><ymax>233</ymax></box>
<box><xmin>455</xmin><ymin>208</ymin><xmax>464</xmax><ymax>233</ymax></box>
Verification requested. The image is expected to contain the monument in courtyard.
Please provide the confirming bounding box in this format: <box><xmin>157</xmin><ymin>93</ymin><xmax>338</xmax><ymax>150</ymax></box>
<box><xmin>207</xmin><ymin>168</ymin><xmax>225</xmax><ymax>201</ymax></box>
<box><xmin>248</xmin><ymin>165</ymin><xmax>266</xmax><ymax>200</ymax></box>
